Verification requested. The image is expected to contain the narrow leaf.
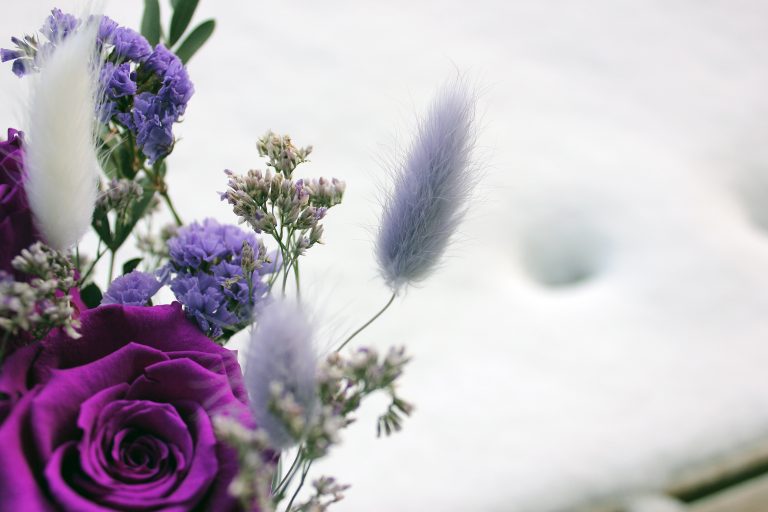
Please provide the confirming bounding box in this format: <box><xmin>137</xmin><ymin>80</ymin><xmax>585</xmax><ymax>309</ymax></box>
<box><xmin>174</xmin><ymin>19</ymin><xmax>215</xmax><ymax>64</ymax></box>
<box><xmin>91</xmin><ymin>205</ymin><xmax>114</xmax><ymax>249</ymax></box>
<box><xmin>122</xmin><ymin>258</ymin><xmax>143</xmax><ymax>275</ymax></box>
<box><xmin>141</xmin><ymin>0</ymin><xmax>161</xmax><ymax>47</ymax></box>
<box><xmin>169</xmin><ymin>0</ymin><xmax>200</xmax><ymax>46</ymax></box>
<box><xmin>80</xmin><ymin>283</ymin><xmax>103</xmax><ymax>309</ymax></box>
<box><xmin>113</xmin><ymin>182</ymin><xmax>156</xmax><ymax>249</ymax></box>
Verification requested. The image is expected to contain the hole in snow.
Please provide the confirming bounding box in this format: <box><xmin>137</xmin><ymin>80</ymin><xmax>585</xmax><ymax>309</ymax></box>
<box><xmin>519</xmin><ymin>211</ymin><xmax>609</xmax><ymax>288</ymax></box>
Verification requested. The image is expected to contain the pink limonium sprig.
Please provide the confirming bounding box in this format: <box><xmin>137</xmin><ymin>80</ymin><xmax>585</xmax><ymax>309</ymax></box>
<box><xmin>337</xmin><ymin>78</ymin><xmax>478</xmax><ymax>351</ymax></box>
<box><xmin>24</xmin><ymin>16</ymin><xmax>103</xmax><ymax>251</ymax></box>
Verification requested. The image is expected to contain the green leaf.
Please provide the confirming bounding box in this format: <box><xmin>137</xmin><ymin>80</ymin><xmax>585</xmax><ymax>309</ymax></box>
<box><xmin>122</xmin><ymin>258</ymin><xmax>143</xmax><ymax>275</ymax></box>
<box><xmin>169</xmin><ymin>0</ymin><xmax>199</xmax><ymax>46</ymax></box>
<box><xmin>80</xmin><ymin>283</ymin><xmax>103</xmax><ymax>309</ymax></box>
<box><xmin>174</xmin><ymin>19</ymin><xmax>215</xmax><ymax>64</ymax></box>
<box><xmin>171</xmin><ymin>0</ymin><xmax>182</xmax><ymax>8</ymax></box>
<box><xmin>141</xmin><ymin>0</ymin><xmax>161</xmax><ymax>47</ymax></box>
<box><xmin>113</xmin><ymin>181</ymin><xmax>156</xmax><ymax>250</ymax></box>
<box><xmin>91</xmin><ymin>205</ymin><xmax>114</xmax><ymax>249</ymax></box>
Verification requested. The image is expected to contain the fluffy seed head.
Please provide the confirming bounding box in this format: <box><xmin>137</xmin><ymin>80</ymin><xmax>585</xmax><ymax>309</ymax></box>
<box><xmin>24</xmin><ymin>18</ymin><xmax>103</xmax><ymax>251</ymax></box>
<box><xmin>244</xmin><ymin>300</ymin><xmax>318</xmax><ymax>450</ymax></box>
<box><xmin>376</xmin><ymin>79</ymin><xmax>478</xmax><ymax>290</ymax></box>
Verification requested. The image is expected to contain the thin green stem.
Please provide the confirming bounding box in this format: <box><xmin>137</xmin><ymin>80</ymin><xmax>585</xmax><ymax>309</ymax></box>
<box><xmin>274</xmin><ymin>447</ymin><xmax>304</xmax><ymax>499</ymax></box>
<box><xmin>0</xmin><ymin>331</ymin><xmax>10</xmax><ymax>365</ymax></box>
<box><xmin>78</xmin><ymin>240</ymin><xmax>106</xmax><ymax>286</ymax></box>
<box><xmin>160</xmin><ymin>190</ymin><xmax>183</xmax><ymax>226</ymax></box>
<box><xmin>293</xmin><ymin>261</ymin><xmax>301</xmax><ymax>300</ymax></box>
<box><xmin>285</xmin><ymin>460</ymin><xmax>312</xmax><ymax>511</ymax></box>
<box><xmin>107</xmin><ymin>250</ymin><xmax>116</xmax><ymax>286</ymax></box>
<box><xmin>336</xmin><ymin>292</ymin><xmax>397</xmax><ymax>353</ymax></box>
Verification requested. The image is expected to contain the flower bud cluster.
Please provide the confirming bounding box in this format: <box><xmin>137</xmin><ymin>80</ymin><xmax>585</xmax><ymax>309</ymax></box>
<box><xmin>222</xmin><ymin>168</ymin><xmax>345</xmax><ymax>253</ymax></box>
<box><xmin>306</xmin><ymin>177</ymin><xmax>345</xmax><ymax>208</ymax></box>
<box><xmin>293</xmin><ymin>346</ymin><xmax>414</xmax><ymax>459</ymax></box>
<box><xmin>0</xmin><ymin>243</ymin><xmax>80</xmax><ymax>342</ymax></box>
<box><xmin>213</xmin><ymin>416</ymin><xmax>275</xmax><ymax>512</ymax></box>
<box><xmin>257</xmin><ymin>131</ymin><xmax>312</xmax><ymax>178</ymax></box>
<box><xmin>135</xmin><ymin>223</ymin><xmax>177</xmax><ymax>269</ymax></box>
<box><xmin>293</xmin><ymin>476</ymin><xmax>350</xmax><ymax>512</ymax></box>
<box><xmin>96</xmin><ymin>178</ymin><xmax>143</xmax><ymax>218</ymax></box>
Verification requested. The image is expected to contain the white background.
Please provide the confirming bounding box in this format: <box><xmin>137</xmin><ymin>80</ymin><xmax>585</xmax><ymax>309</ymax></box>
<box><xmin>3</xmin><ymin>1</ymin><xmax>768</xmax><ymax>511</ymax></box>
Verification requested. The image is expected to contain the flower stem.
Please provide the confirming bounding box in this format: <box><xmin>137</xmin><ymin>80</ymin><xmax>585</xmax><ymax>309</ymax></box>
<box><xmin>107</xmin><ymin>250</ymin><xmax>116</xmax><ymax>286</ymax></box>
<box><xmin>161</xmin><ymin>190</ymin><xmax>183</xmax><ymax>226</ymax></box>
<box><xmin>274</xmin><ymin>446</ymin><xmax>304</xmax><ymax>499</ymax></box>
<box><xmin>336</xmin><ymin>291</ymin><xmax>397</xmax><ymax>352</ymax></box>
<box><xmin>285</xmin><ymin>459</ymin><xmax>313</xmax><ymax>511</ymax></box>
<box><xmin>78</xmin><ymin>240</ymin><xmax>106</xmax><ymax>286</ymax></box>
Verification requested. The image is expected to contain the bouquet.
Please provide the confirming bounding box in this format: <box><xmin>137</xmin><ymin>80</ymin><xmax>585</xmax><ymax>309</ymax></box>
<box><xmin>0</xmin><ymin>3</ymin><xmax>478</xmax><ymax>511</ymax></box>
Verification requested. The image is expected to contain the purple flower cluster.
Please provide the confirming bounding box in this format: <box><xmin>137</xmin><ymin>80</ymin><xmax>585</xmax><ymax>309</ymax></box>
<box><xmin>102</xmin><ymin>270</ymin><xmax>164</xmax><ymax>306</ymax></box>
<box><xmin>98</xmin><ymin>20</ymin><xmax>193</xmax><ymax>164</ymax></box>
<box><xmin>1</xmin><ymin>10</ymin><xmax>194</xmax><ymax>164</ymax></box>
<box><xmin>167</xmin><ymin>218</ymin><xmax>275</xmax><ymax>338</ymax></box>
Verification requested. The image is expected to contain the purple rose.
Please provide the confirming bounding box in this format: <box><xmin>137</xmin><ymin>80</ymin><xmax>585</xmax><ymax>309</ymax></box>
<box><xmin>0</xmin><ymin>128</ymin><xmax>36</xmax><ymax>278</ymax></box>
<box><xmin>0</xmin><ymin>303</ymin><xmax>254</xmax><ymax>511</ymax></box>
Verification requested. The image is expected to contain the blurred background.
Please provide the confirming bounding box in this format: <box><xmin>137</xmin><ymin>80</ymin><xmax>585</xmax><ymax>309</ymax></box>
<box><xmin>3</xmin><ymin>1</ymin><xmax>768</xmax><ymax>511</ymax></box>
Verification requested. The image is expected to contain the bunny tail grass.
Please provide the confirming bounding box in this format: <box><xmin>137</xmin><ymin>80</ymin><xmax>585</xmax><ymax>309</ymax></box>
<box><xmin>24</xmin><ymin>19</ymin><xmax>103</xmax><ymax>251</ymax></box>
<box><xmin>376</xmin><ymin>78</ymin><xmax>478</xmax><ymax>290</ymax></box>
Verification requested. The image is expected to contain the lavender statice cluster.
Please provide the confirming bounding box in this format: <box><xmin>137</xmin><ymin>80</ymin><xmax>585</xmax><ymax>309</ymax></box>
<box><xmin>101</xmin><ymin>270</ymin><xmax>164</xmax><ymax>307</ymax></box>
<box><xmin>1</xmin><ymin>9</ymin><xmax>194</xmax><ymax>164</ymax></box>
<box><xmin>166</xmin><ymin>218</ymin><xmax>274</xmax><ymax>339</ymax></box>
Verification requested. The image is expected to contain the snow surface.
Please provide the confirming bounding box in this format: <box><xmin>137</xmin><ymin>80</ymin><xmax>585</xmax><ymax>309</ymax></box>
<box><xmin>3</xmin><ymin>1</ymin><xmax>768</xmax><ymax>510</ymax></box>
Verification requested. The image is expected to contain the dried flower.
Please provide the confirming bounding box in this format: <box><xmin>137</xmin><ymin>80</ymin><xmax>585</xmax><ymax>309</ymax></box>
<box><xmin>213</xmin><ymin>416</ymin><xmax>275</xmax><ymax>512</ymax></box>
<box><xmin>167</xmin><ymin>218</ymin><xmax>272</xmax><ymax>339</ymax></box>
<box><xmin>23</xmin><ymin>17</ymin><xmax>103</xmax><ymax>251</ymax></box>
<box><xmin>96</xmin><ymin>178</ymin><xmax>143</xmax><ymax>218</ymax></box>
<box><xmin>244</xmin><ymin>300</ymin><xmax>318</xmax><ymax>450</ymax></box>
<box><xmin>0</xmin><ymin>242</ymin><xmax>80</xmax><ymax>346</ymax></box>
<box><xmin>376</xmin><ymin>79</ymin><xmax>478</xmax><ymax>290</ymax></box>
<box><xmin>257</xmin><ymin>131</ymin><xmax>312</xmax><ymax>178</ymax></box>
<box><xmin>101</xmin><ymin>270</ymin><xmax>163</xmax><ymax>306</ymax></box>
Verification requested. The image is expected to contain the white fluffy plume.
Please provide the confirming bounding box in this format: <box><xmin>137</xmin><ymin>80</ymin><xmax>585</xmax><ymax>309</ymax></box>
<box><xmin>24</xmin><ymin>20</ymin><xmax>102</xmax><ymax>251</ymax></box>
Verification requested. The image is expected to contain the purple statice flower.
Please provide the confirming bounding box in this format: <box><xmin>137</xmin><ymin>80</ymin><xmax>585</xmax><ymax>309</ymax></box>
<box><xmin>167</xmin><ymin>219</ymin><xmax>274</xmax><ymax>338</ymax></box>
<box><xmin>101</xmin><ymin>61</ymin><xmax>136</xmax><ymax>99</ymax></box>
<box><xmin>39</xmin><ymin>8</ymin><xmax>79</xmax><ymax>41</ymax></box>
<box><xmin>169</xmin><ymin>218</ymin><xmax>258</xmax><ymax>270</ymax></box>
<box><xmin>96</xmin><ymin>16</ymin><xmax>118</xmax><ymax>44</ymax></box>
<box><xmin>130</xmin><ymin>45</ymin><xmax>194</xmax><ymax>163</ymax></box>
<box><xmin>108</xmin><ymin>26</ymin><xmax>152</xmax><ymax>61</ymax></box>
<box><xmin>130</xmin><ymin>92</ymin><xmax>176</xmax><ymax>163</ymax></box>
<box><xmin>170</xmin><ymin>272</ymin><xmax>239</xmax><ymax>338</ymax></box>
<box><xmin>376</xmin><ymin>79</ymin><xmax>478</xmax><ymax>290</ymax></box>
<box><xmin>2</xmin><ymin>9</ymin><xmax>81</xmax><ymax>77</ymax></box>
<box><xmin>0</xmin><ymin>46</ymin><xmax>29</xmax><ymax>77</ymax></box>
<box><xmin>2</xmin><ymin>12</ymin><xmax>193</xmax><ymax>166</ymax></box>
<box><xmin>144</xmin><ymin>44</ymin><xmax>178</xmax><ymax>76</ymax></box>
<box><xmin>101</xmin><ymin>270</ymin><xmax>163</xmax><ymax>306</ymax></box>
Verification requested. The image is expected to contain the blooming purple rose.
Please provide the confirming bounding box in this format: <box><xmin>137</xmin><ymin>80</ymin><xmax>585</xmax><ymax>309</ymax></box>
<box><xmin>0</xmin><ymin>303</ymin><xmax>254</xmax><ymax>511</ymax></box>
<box><xmin>0</xmin><ymin>128</ymin><xmax>36</xmax><ymax>278</ymax></box>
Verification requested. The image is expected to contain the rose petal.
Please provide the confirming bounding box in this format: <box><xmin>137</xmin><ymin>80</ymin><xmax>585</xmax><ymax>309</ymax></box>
<box><xmin>0</xmin><ymin>392</ymin><xmax>56</xmax><ymax>511</ymax></box>
<box><xmin>30</xmin><ymin>342</ymin><xmax>169</xmax><ymax>458</ymax></box>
